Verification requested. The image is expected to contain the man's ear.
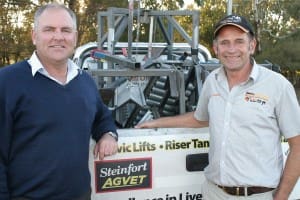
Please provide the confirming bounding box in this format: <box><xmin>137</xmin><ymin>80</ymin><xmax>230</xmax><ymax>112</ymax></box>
<box><xmin>32</xmin><ymin>29</ymin><xmax>36</xmax><ymax>45</ymax></box>
<box><xmin>74</xmin><ymin>31</ymin><xmax>78</xmax><ymax>48</ymax></box>
<box><xmin>212</xmin><ymin>41</ymin><xmax>218</xmax><ymax>56</ymax></box>
<box><xmin>249</xmin><ymin>38</ymin><xmax>257</xmax><ymax>54</ymax></box>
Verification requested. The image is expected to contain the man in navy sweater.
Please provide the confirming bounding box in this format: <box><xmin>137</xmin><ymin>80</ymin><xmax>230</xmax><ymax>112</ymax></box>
<box><xmin>0</xmin><ymin>2</ymin><xmax>118</xmax><ymax>200</ymax></box>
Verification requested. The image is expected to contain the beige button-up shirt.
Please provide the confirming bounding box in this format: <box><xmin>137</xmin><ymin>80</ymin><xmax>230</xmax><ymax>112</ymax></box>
<box><xmin>195</xmin><ymin>60</ymin><xmax>300</xmax><ymax>187</ymax></box>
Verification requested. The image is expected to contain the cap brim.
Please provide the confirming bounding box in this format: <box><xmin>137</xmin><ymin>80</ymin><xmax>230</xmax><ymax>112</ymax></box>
<box><xmin>214</xmin><ymin>23</ymin><xmax>249</xmax><ymax>37</ymax></box>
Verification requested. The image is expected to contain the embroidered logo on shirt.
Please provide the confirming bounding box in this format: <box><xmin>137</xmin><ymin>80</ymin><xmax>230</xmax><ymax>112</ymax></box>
<box><xmin>244</xmin><ymin>92</ymin><xmax>268</xmax><ymax>105</ymax></box>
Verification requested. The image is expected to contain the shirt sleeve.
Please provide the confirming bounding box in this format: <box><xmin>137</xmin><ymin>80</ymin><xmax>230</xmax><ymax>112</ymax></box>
<box><xmin>194</xmin><ymin>73</ymin><xmax>212</xmax><ymax>121</ymax></box>
<box><xmin>276</xmin><ymin>79</ymin><xmax>300</xmax><ymax>139</ymax></box>
<box><xmin>91</xmin><ymin>94</ymin><xmax>117</xmax><ymax>142</ymax></box>
<box><xmin>0</xmin><ymin>79</ymin><xmax>11</xmax><ymax>199</ymax></box>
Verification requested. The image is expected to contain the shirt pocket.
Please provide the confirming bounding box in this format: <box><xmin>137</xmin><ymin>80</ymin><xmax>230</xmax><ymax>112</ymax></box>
<box><xmin>233</xmin><ymin>97</ymin><xmax>276</xmax><ymax>127</ymax></box>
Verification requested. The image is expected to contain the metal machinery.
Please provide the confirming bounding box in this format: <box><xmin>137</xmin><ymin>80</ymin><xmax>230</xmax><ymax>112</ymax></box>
<box><xmin>73</xmin><ymin>3</ymin><xmax>278</xmax><ymax>129</ymax></box>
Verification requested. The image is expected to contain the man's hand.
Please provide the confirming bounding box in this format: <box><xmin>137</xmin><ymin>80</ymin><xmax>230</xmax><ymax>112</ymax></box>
<box><xmin>93</xmin><ymin>133</ymin><xmax>118</xmax><ymax>160</ymax></box>
<box><xmin>135</xmin><ymin>120</ymin><xmax>157</xmax><ymax>129</ymax></box>
<box><xmin>273</xmin><ymin>135</ymin><xmax>300</xmax><ymax>199</ymax></box>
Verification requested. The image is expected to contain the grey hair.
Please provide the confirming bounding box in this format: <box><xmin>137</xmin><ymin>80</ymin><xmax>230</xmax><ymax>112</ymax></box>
<box><xmin>33</xmin><ymin>2</ymin><xmax>77</xmax><ymax>30</ymax></box>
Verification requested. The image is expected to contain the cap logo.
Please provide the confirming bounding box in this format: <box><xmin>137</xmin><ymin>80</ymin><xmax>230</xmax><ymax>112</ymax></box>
<box><xmin>220</xmin><ymin>15</ymin><xmax>242</xmax><ymax>25</ymax></box>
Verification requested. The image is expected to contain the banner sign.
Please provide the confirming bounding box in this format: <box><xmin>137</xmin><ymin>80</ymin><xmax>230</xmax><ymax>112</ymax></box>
<box><xmin>95</xmin><ymin>157</ymin><xmax>152</xmax><ymax>193</ymax></box>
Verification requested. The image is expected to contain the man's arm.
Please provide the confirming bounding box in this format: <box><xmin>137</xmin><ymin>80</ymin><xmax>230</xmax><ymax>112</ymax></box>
<box><xmin>0</xmin><ymin>83</ymin><xmax>10</xmax><ymax>199</ymax></box>
<box><xmin>91</xmin><ymin>96</ymin><xmax>118</xmax><ymax>160</ymax></box>
<box><xmin>135</xmin><ymin>111</ymin><xmax>208</xmax><ymax>128</ymax></box>
<box><xmin>274</xmin><ymin>135</ymin><xmax>300</xmax><ymax>199</ymax></box>
<box><xmin>0</xmin><ymin>159</ymin><xmax>9</xmax><ymax>199</ymax></box>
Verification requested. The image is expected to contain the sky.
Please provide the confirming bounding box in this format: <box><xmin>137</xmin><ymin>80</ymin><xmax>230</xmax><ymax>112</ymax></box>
<box><xmin>184</xmin><ymin>0</ymin><xmax>194</xmax><ymax>5</ymax></box>
<box><xmin>183</xmin><ymin>0</ymin><xmax>195</xmax><ymax>8</ymax></box>
<box><xmin>156</xmin><ymin>0</ymin><xmax>195</xmax><ymax>8</ymax></box>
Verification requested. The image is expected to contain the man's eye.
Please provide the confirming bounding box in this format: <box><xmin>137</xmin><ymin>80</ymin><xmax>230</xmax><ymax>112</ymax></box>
<box><xmin>220</xmin><ymin>41</ymin><xmax>229</xmax><ymax>46</ymax></box>
<box><xmin>62</xmin><ymin>29</ymin><xmax>73</xmax><ymax>33</ymax></box>
<box><xmin>44</xmin><ymin>28</ymin><xmax>54</xmax><ymax>32</ymax></box>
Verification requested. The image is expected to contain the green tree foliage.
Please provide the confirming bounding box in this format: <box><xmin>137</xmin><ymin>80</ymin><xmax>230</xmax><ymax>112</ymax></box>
<box><xmin>76</xmin><ymin>0</ymin><xmax>129</xmax><ymax>45</ymax></box>
<box><xmin>254</xmin><ymin>0</ymin><xmax>300</xmax><ymax>71</ymax></box>
<box><xmin>0</xmin><ymin>0</ymin><xmax>131</xmax><ymax>67</ymax></box>
<box><xmin>0</xmin><ymin>0</ymin><xmax>36</xmax><ymax>66</ymax></box>
<box><xmin>143</xmin><ymin>0</ymin><xmax>181</xmax><ymax>10</ymax></box>
<box><xmin>0</xmin><ymin>0</ymin><xmax>299</xmax><ymax>74</ymax></box>
<box><xmin>198</xmin><ymin>0</ymin><xmax>227</xmax><ymax>54</ymax></box>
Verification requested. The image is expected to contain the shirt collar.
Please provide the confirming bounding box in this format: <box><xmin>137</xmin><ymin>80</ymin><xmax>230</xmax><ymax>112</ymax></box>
<box><xmin>28</xmin><ymin>51</ymin><xmax>44</xmax><ymax>77</ymax></box>
<box><xmin>215</xmin><ymin>58</ymin><xmax>259</xmax><ymax>83</ymax></box>
<box><xmin>249</xmin><ymin>59</ymin><xmax>259</xmax><ymax>82</ymax></box>
<box><xmin>27</xmin><ymin>51</ymin><xmax>79</xmax><ymax>84</ymax></box>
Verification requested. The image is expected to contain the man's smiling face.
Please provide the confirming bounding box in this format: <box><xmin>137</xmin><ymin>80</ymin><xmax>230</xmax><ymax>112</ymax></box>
<box><xmin>213</xmin><ymin>25</ymin><xmax>256</xmax><ymax>72</ymax></box>
<box><xmin>32</xmin><ymin>7</ymin><xmax>78</xmax><ymax>65</ymax></box>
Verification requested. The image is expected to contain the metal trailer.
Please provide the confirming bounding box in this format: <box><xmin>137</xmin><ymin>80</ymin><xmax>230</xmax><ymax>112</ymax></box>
<box><xmin>74</xmin><ymin>6</ymin><xmax>220</xmax><ymax>128</ymax></box>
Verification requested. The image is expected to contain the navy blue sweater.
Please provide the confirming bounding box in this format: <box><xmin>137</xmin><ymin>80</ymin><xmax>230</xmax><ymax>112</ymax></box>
<box><xmin>0</xmin><ymin>61</ymin><xmax>117</xmax><ymax>199</ymax></box>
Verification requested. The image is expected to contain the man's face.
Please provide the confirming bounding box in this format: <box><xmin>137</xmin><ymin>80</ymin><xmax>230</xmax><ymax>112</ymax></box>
<box><xmin>213</xmin><ymin>26</ymin><xmax>256</xmax><ymax>72</ymax></box>
<box><xmin>31</xmin><ymin>8</ymin><xmax>77</xmax><ymax>65</ymax></box>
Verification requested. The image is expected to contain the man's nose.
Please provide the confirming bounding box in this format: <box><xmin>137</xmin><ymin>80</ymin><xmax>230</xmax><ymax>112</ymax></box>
<box><xmin>52</xmin><ymin>30</ymin><xmax>65</xmax><ymax>39</ymax></box>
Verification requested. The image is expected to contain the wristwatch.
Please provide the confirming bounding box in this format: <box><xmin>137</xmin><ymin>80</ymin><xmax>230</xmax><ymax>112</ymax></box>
<box><xmin>106</xmin><ymin>131</ymin><xmax>118</xmax><ymax>141</ymax></box>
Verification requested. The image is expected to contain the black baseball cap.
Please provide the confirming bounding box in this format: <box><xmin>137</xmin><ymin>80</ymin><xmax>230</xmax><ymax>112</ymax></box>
<box><xmin>214</xmin><ymin>14</ymin><xmax>254</xmax><ymax>38</ymax></box>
